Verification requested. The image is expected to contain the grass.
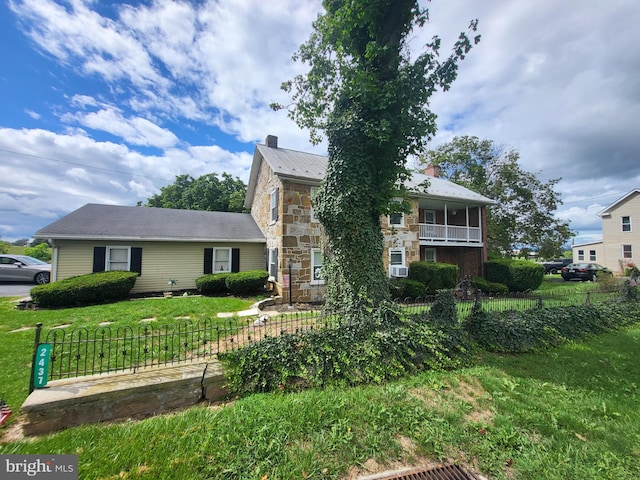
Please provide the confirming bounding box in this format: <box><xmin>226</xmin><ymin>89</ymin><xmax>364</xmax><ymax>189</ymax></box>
<box><xmin>1</xmin><ymin>281</ymin><xmax>639</xmax><ymax>479</ymax></box>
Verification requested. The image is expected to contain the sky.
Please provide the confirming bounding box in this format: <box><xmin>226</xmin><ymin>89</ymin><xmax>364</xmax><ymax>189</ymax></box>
<box><xmin>1</xmin><ymin>0</ymin><xmax>639</xmax><ymax>247</ymax></box>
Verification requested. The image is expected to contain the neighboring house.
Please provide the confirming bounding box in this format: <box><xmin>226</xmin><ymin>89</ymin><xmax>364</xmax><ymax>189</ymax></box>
<box><xmin>34</xmin><ymin>204</ymin><xmax>266</xmax><ymax>293</ymax></box>
<box><xmin>572</xmin><ymin>189</ymin><xmax>639</xmax><ymax>273</ymax></box>
<box><xmin>245</xmin><ymin>135</ymin><xmax>496</xmax><ymax>303</ymax></box>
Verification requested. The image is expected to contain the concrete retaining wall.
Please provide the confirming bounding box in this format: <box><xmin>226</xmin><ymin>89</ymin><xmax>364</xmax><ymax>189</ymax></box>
<box><xmin>21</xmin><ymin>361</ymin><xmax>227</xmax><ymax>436</ymax></box>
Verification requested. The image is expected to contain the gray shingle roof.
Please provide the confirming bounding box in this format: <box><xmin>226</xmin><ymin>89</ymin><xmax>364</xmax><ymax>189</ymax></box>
<box><xmin>246</xmin><ymin>142</ymin><xmax>495</xmax><ymax>206</ymax></box>
<box><xmin>35</xmin><ymin>204</ymin><xmax>266</xmax><ymax>242</ymax></box>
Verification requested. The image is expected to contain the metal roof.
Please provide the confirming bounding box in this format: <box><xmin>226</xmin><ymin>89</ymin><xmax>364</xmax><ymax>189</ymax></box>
<box><xmin>245</xmin><ymin>141</ymin><xmax>495</xmax><ymax>207</ymax></box>
<box><xmin>35</xmin><ymin>204</ymin><xmax>266</xmax><ymax>242</ymax></box>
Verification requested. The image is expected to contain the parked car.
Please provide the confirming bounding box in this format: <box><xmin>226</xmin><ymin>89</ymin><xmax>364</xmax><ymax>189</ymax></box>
<box><xmin>542</xmin><ymin>258</ymin><xmax>573</xmax><ymax>274</ymax></box>
<box><xmin>0</xmin><ymin>254</ymin><xmax>51</xmax><ymax>284</ymax></box>
<box><xmin>561</xmin><ymin>263</ymin><xmax>612</xmax><ymax>282</ymax></box>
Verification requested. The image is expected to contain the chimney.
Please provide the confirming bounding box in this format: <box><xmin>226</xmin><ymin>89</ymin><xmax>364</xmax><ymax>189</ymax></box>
<box><xmin>424</xmin><ymin>164</ymin><xmax>441</xmax><ymax>177</ymax></box>
<box><xmin>265</xmin><ymin>135</ymin><xmax>278</xmax><ymax>148</ymax></box>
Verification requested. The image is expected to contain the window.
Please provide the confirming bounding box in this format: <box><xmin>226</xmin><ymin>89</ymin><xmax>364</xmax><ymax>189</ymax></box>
<box><xmin>270</xmin><ymin>188</ymin><xmax>279</xmax><ymax>223</ymax></box>
<box><xmin>578</xmin><ymin>249</ymin><xmax>585</xmax><ymax>261</ymax></box>
<box><xmin>311</xmin><ymin>248</ymin><xmax>324</xmax><ymax>285</ymax></box>
<box><xmin>268</xmin><ymin>248</ymin><xmax>278</xmax><ymax>279</ymax></box>
<box><xmin>589</xmin><ymin>250</ymin><xmax>597</xmax><ymax>261</ymax></box>
<box><xmin>389</xmin><ymin>248</ymin><xmax>405</xmax><ymax>266</ymax></box>
<box><xmin>423</xmin><ymin>248</ymin><xmax>436</xmax><ymax>262</ymax></box>
<box><xmin>310</xmin><ymin>186</ymin><xmax>319</xmax><ymax>222</ymax></box>
<box><xmin>106</xmin><ymin>246</ymin><xmax>130</xmax><ymax>271</ymax></box>
<box><xmin>213</xmin><ymin>248</ymin><xmax>232</xmax><ymax>273</ymax></box>
<box><xmin>424</xmin><ymin>210</ymin><xmax>435</xmax><ymax>224</ymax></box>
<box><xmin>623</xmin><ymin>245</ymin><xmax>633</xmax><ymax>259</ymax></box>
<box><xmin>622</xmin><ymin>216</ymin><xmax>631</xmax><ymax>232</ymax></box>
<box><xmin>388</xmin><ymin>198</ymin><xmax>404</xmax><ymax>227</ymax></box>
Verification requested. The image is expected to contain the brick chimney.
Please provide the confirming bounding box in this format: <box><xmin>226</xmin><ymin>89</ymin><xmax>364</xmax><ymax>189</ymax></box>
<box><xmin>265</xmin><ymin>135</ymin><xmax>278</xmax><ymax>148</ymax></box>
<box><xmin>424</xmin><ymin>164</ymin><xmax>441</xmax><ymax>177</ymax></box>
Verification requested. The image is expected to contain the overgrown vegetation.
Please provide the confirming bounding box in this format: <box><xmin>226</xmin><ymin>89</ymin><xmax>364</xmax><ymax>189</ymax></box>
<box><xmin>220</xmin><ymin>293</ymin><xmax>473</xmax><ymax>395</ymax></box>
<box><xmin>30</xmin><ymin>271</ymin><xmax>138</xmax><ymax>308</ymax></box>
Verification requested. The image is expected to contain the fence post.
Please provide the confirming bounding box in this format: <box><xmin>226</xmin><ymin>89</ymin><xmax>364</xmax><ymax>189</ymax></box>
<box><xmin>28</xmin><ymin>323</ymin><xmax>44</xmax><ymax>394</ymax></box>
<box><xmin>586</xmin><ymin>292</ymin><xmax>591</xmax><ymax>306</ymax></box>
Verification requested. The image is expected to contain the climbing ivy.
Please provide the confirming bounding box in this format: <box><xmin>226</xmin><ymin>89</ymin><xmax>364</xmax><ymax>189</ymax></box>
<box><xmin>274</xmin><ymin>1</ymin><xmax>480</xmax><ymax>311</ymax></box>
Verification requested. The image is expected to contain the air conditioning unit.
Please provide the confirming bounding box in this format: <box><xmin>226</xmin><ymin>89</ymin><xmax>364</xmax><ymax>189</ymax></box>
<box><xmin>390</xmin><ymin>265</ymin><xmax>409</xmax><ymax>278</ymax></box>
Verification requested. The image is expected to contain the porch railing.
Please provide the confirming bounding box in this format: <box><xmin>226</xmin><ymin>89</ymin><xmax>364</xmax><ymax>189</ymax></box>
<box><xmin>419</xmin><ymin>223</ymin><xmax>481</xmax><ymax>243</ymax></box>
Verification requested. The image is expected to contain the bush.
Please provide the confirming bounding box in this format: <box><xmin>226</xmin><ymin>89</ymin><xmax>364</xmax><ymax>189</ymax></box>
<box><xmin>225</xmin><ymin>270</ymin><xmax>269</xmax><ymax>296</ymax></box>
<box><xmin>484</xmin><ymin>259</ymin><xmax>544</xmax><ymax>292</ymax></box>
<box><xmin>464</xmin><ymin>302</ymin><xmax>640</xmax><ymax>353</ymax></box>
<box><xmin>221</xmin><ymin>301</ymin><xmax>473</xmax><ymax>396</ymax></box>
<box><xmin>31</xmin><ymin>271</ymin><xmax>138</xmax><ymax>308</ymax></box>
<box><xmin>196</xmin><ymin>273</ymin><xmax>231</xmax><ymax>295</ymax></box>
<box><xmin>472</xmin><ymin>277</ymin><xmax>509</xmax><ymax>295</ymax></box>
<box><xmin>409</xmin><ymin>262</ymin><xmax>459</xmax><ymax>294</ymax></box>
<box><xmin>389</xmin><ymin>278</ymin><xmax>427</xmax><ymax>299</ymax></box>
<box><xmin>24</xmin><ymin>243</ymin><xmax>52</xmax><ymax>262</ymax></box>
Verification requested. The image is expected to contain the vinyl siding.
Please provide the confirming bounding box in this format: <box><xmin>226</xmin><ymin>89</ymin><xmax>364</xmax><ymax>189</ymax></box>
<box><xmin>53</xmin><ymin>240</ymin><xmax>265</xmax><ymax>293</ymax></box>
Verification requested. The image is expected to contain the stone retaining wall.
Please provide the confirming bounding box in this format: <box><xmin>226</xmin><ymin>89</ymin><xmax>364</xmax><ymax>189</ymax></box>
<box><xmin>21</xmin><ymin>361</ymin><xmax>227</xmax><ymax>436</ymax></box>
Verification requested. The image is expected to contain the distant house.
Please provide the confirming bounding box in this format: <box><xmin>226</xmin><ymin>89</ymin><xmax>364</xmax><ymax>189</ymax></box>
<box><xmin>34</xmin><ymin>204</ymin><xmax>266</xmax><ymax>293</ymax></box>
<box><xmin>572</xmin><ymin>189</ymin><xmax>639</xmax><ymax>273</ymax></box>
<box><xmin>245</xmin><ymin>135</ymin><xmax>496</xmax><ymax>303</ymax></box>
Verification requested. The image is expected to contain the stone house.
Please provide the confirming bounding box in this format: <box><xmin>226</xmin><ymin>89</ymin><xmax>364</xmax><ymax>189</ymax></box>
<box><xmin>245</xmin><ymin>135</ymin><xmax>496</xmax><ymax>303</ymax></box>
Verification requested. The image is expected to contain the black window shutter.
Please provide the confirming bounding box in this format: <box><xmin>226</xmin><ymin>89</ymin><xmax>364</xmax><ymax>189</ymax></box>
<box><xmin>93</xmin><ymin>246</ymin><xmax>106</xmax><ymax>272</ymax></box>
<box><xmin>204</xmin><ymin>248</ymin><xmax>213</xmax><ymax>274</ymax></box>
<box><xmin>131</xmin><ymin>247</ymin><xmax>142</xmax><ymax>275</ymax></box>
<box><xmin>231</xmin><ymin>248</ymin><xmax>240</xmax><ymax>273</ymax></box>
<box><xmin>275</xmin><ymin>188</ymin><xmax>279</xmax><ymax>220</ymax></box>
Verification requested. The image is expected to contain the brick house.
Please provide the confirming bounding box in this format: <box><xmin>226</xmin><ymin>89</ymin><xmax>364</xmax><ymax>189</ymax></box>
<box><xmin>245</xmin><ymin>135</ymin><xmax>496</xmax><ymax>303</ymax></box>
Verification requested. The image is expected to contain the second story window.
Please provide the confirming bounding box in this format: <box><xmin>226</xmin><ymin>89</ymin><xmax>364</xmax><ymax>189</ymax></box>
<box><xmin>270</xmin><ymin>188</ymin><xmax>279</xmax><ymax>223</ymax></box>
<box><xmin>622</xmin><ymin>216</ymin><xmax>631</xmax><ymax>232</ymax></box>
<box><xmin>310</xmin><ymin>186</ymin><xmax>319</xmax><ymax>222</ymax></box>
<box><xmin>388</xmin><ymin>198</ymin><xmax>404</xmax><ymax>227</ymax></box>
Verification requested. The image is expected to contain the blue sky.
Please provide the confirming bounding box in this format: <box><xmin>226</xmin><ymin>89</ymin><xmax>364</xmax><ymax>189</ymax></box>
<box><xmin>1</xmin><ymin>0</ymin><xmax>639</xmax><ymax>247</ymax></box>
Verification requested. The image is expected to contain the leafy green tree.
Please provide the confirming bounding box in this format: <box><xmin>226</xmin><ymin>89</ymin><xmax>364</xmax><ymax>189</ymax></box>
<box><xmin>421</xmin><ymin>136</ymin><xmax>573</xmax><ymax>258</ymax></box>
<box><xmin>145</xmin><ymin>172</ymin><xmax>247</xmax><ymax>213</ymax></box>
<box><xmin>274</xmin><ymin>0</ymin><xmax>479</xmax><ymax>310</ymax></box>
<box><xmin>0</xmin><ymin>237</ymin><xmax>8</xmax><ymax>254</ymax></box>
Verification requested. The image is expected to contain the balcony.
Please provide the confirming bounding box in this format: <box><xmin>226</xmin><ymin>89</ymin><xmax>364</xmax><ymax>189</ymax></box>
<box><xmin>419</xmin><ymin>223</ymin><xmax>482</xmax><ymax>244</ymax></box>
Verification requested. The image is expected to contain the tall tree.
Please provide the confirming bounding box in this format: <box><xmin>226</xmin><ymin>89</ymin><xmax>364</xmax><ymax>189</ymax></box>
<box><xmin>421</xmin><ymin>136</ymin><xmax>573</xmax><ymax>257</ymax></box>
<box><xmin>274</xmin><ymin>0</ymin><xmax>479</xmax><ymax>310</ymax></box>
<box><xmin>145</xmin><ymin>172</ymin><xmax>247</xmax><ymax>213</ymax></box>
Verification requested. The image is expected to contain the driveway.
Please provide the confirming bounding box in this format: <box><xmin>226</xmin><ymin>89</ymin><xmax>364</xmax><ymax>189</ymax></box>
<box><xmin>0</xmin><ymin>282</ymin><xmax>34</xmax><ymax>298</ymax></box>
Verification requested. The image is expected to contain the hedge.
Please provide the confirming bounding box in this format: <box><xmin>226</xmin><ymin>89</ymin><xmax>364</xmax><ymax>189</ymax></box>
<box><xmin>195</xmin><ymin>273</ymin><xmax>231</xmax><ymax>295</ymax></box>
<box><xmin>389</xmin><ymin>278</ymin><xmax>427</xmax><ymax>299</ymax></box>
<box><xmin>484</xmin><ymin>259</ymin><xmax>544</xmax><ymax>292</ymax></box>
<box><xmin>409</xmin><ymin>262</ymin><xmax>459</xmax><ymax>293</ymax></box>
<box><xmin>225</xmin><ymin>270</ymin><xmax>269</xmax><ymax>295</ymax></box>
<box><xmin>31</xmin><ymin>271</ymin><xmax>138</xmax><ymax>308</ymax></box>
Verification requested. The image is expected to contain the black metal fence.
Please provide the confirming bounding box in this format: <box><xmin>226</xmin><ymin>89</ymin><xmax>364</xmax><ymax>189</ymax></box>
<box><xmin>30</xmin><ymin>287</ymin><xmax>620</xmax><ymax>386</ymax></box>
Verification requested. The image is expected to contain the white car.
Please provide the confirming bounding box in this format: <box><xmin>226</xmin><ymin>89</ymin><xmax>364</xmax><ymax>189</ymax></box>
<box><xmin>0</xmin><ymin>254</ymin><xmax>51</xmax><ymax>284</ymax></box>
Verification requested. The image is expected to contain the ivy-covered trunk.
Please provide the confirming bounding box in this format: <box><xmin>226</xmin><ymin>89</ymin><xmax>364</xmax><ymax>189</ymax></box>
<box><xmin>316</xmin><ymin>120</ymin><xmax>392</xmax><ymax>312</ymax></box>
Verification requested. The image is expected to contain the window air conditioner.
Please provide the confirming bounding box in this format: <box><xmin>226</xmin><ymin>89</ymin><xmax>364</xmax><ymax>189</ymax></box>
<box><xmin>390</xmin><ymin>265</ymin><xmax>409</xmax><ymax>278</ymax></box>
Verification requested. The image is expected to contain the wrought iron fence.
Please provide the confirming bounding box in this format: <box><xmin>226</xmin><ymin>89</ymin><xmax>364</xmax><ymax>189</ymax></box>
<box><xmin>30</xmin><ymin>287</ymin><xmax>621</xmax><ymax>387</ymax></box>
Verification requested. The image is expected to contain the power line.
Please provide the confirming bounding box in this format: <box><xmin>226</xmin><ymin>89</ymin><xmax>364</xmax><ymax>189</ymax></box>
<box><xmin>0</xmin><ymin>148</ymin><xmax>174</xmax><ymax>182</ymax></box>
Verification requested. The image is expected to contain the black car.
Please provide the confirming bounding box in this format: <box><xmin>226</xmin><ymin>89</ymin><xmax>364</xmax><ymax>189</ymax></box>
<box><xmin>561</xmin><ymin>263</ymin><xmax>612</xmax><ymax>282</ymax></box>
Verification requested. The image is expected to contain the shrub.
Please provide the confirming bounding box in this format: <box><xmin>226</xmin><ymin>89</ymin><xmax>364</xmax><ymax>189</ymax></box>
<box><xmin>24</xmin><ymin>243</ymin><xmax>52</xmax><ymax>262</ymax></box>
<box><xmin>389</xmin><ymin>278</ymin><xmax>427</xmax><ymax>299</ymax></box>
<box><xmin>484</xmin><ymin>259</ymin><xmax>544</xmax><ymax>292</ymax></box>
<box><xmin>220</xmin><ymin>301</ymin><xmax>472</xmax><ymax>396</ymax></box>
<box><xmin>409</xmin><ymin>262</ymin><xmax>459</xmax><ymax>294</ymax></box>
<box><xmin>225</xmin><ymin>270</ymin><xmax>269</xmax><ymax>296</ymax></box>
<box><xmin>472</xmin><ymin>277</ymin><xmax>509</xmax><ymax>295</ymax></box>
<box><xmin>31</xmin><ymin>271</ymin><xmax>138</xmax><ymax>308</ymax></box>
<box><xmin>196</xmin><ymin>273</ymin><xmax>231</xmax><ymax>295</ymax></box>
<box><xmin>464</xmin><ymin>302</ymin><xmax>640</xmax><ymax>353</ymax></box>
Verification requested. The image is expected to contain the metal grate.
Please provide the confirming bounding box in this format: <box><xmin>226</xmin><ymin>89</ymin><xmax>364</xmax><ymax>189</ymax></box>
<box><xmin>372</xmin><ymin>464</ymin><xmax>482</xmax><ymax>480</ymax></box>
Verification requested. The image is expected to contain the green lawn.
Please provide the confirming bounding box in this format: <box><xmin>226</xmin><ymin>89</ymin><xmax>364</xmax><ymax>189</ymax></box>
<box><xmin>1</xmin><ymin>282</ymin><xmax>639</xmax><ymax>479</ymax></box>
